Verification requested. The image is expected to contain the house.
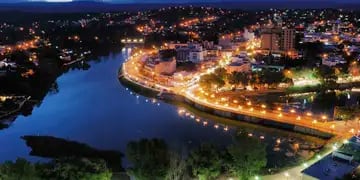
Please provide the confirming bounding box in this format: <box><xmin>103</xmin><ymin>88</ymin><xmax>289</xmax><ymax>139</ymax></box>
<box><xmin>322</xmin><ymin>55</ymin><xmax>346</xmax><ymax>66</ymax></box>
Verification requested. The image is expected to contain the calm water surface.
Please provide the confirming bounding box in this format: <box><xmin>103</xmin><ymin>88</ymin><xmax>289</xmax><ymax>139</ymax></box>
<box><xmin>0</xmin><ymin>49</ymin><xmax>324</xmax><ymax>167</ymax></box>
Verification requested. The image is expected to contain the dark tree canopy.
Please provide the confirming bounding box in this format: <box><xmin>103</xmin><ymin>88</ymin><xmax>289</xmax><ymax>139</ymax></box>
<box><xmin>226</xmin><ymin>133</ymin><xmax>267</xmax><ymax>180</ymax></box>
<box><xmin>126</xmin><ymin>138</ymin><xmax>170</xmax><ymax>180</ymax></box>
<box><xmin>187</xmin><ymin>143</ymin><xmax>223</xmax><ymax>180</ymax></box>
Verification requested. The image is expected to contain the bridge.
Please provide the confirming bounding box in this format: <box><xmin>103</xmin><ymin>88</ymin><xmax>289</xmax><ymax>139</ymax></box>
<box><xmin>121</xmin><ymin>38</ymin><xmax>145</xmax><ymax>46</ymax></box>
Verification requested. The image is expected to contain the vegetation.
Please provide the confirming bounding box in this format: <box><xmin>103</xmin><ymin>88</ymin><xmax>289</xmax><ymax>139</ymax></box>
<box><xmin>187</xmin><ymin>144</ymin><xmax>223</xmax><ymax>180</ymax></box>
<box><xmin>334</xmin><ymin>106</ymin><xmax>360</xmax><ymax>121</ymax></box>
<box><xmin>125</xmin><ymin>137</ymin><xmax>267</xmax><ymax>180</ymax></box>
<box><xmin>226</xmin><ymin>133</ymin><xmax>267</xmax><ymax>180</ymax></box>
<box><xmin>22</xmin><ymin>135</ymin><xmax>123</xmax><ymax>171</ymax></box>
<box><xmin>199</xmin><ymin>67</ymin><xmax>288</xmax><ymax>91</ymax></box>
<box><xmin>126</xmin><ymin>138</ymin><xmax>170</xmax><ymax>180</ymax></box>
<box><xmin>0</xmin><ymin>157</ymin><xmax>112</xmax><ymax>180</ymax></box>
<box><xmin>199</xmin><ymin>73</ymin><xmax>225</xmax><ymax>90</ymax></box>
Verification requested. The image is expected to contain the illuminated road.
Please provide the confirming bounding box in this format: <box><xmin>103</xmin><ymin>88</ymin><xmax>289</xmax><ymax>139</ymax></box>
<box><xmin>121</xmin><ymin>50</ymin><xmax>359</xmax><ymax>139</ymax></box>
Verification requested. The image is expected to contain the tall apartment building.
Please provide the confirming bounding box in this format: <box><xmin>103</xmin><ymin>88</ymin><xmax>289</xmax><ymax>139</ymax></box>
<box><xmin>260</xmin><ymin>28</ymin><xmax>281</xmax><ymax>51</ymax></box>
<box><xmin>281</xmin><ymin>29</ymin><xmax>295</xmax><ymax>51</ymax></box>
<box><xmin>260</xmin><ymin>28</ymin><xmax>295</xmax><ymax>52</ymax></box>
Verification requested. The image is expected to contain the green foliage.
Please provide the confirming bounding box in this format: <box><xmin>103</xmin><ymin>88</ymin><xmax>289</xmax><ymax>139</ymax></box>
<box><xmin>227</xmin><ymin>72</ymin><xmax>249</xmax><ymax>87</ymax></box>
<box><xmin>187</xmin><ymin>144</ymin><xmax>223</xmax><ymax>180</ymax></box>
<box><xmin>126</xmin><ymin>138</ymin><xmax>170</xmax><ymax>180</ymax></box>
<box><xmin>0</xmin><ymin>158</ymin><xmax>112</xmax><ymax>180</ymax></box>
<box><xmin>316</xmin><ymin>66</ymin><xmax>337</xmax><ymax>85</ymax></box>
<box><xmin>0</xmin><ymin>158</ymin><xmax>41</xmax><ymax>180</ymax></box>
<box><xmin>41</xmin><ymin>157</ymin><xmax>112</xmax><ymax>180</ymax></box>
<box><xmin>334</xmin><ymin>106</ymin><xmax>360</xmax><ymax>121</ymax></box>
<box><xmin>226</xmin><ymin>133</ymin><xmax>267</xmax><ymax>180</ymax></box>
<box><xmin>255</xmin><ymin>70</ymin><xmax>285</xmax><ymax>87</ymax></box>
<box><xmin>165</xmin><ymin>152</ymin><xmax>188</xmax><ymax>180</ymax></box>
<box><xmin>214</xmin><ymin>68</ymin><xmax>227</xmax><ymax>80</ymax></box>
<box><xmin>199</xmin><ymin>73</ymin><xmax>225</xmax><ymax>90</ymax></box>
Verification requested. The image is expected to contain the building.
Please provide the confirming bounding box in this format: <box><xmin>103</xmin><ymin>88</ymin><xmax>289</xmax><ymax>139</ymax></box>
<box><xmin>189</xmin><ymin>47</ymin><xmax>206</xmax><ymax>63</ymax></box>
<box><xmin>260</xmin><ymin>28</ymin><xmax>281</xmax><ymax>52</ymax></box>
<box><xmin>219</xmin><ymin>34</ymin><xmax>233</xmax><ymax>49</ymax></box>
<box><xmin>226</xmin><ymin>62</ymin><xmax>251</xmax><ymax>73</ymax></box>
<box><xmin>302</xmin><ymin>136</ymin><xmax>360</xmax><ymax>180</ymax></box>
<box><xmin>169</xmin><ymin>42</ymin><xmax>207</xmax><ymax>63</ymax></box>
<box><xmin>281</xmin><ymin>29</ymin><xmax>296</xmax><ymax>51</ymax></box>
<box><xmin>186</xmin><ymin>43</ymin><xmax>206</xmax><ymax>63</ymax></box>
<box><xmin>251</xmin><ymin>64</ymin><xmax>284</xmax><ymax>72</ymax></box>
<box><xmin>225</xmin><ymin>54</ymin><xmax>252</xmax><ymax>73</ymax></box>
<box><xmin>175</xmin><ymin>47</ymin><xmax>190</xmax><ymax>62</ymax></box>
<box><xmin>243</xmin><ymin>28</ymin><xmax>255</xmax><ymax>41</ymax></box>
<box><xmin>144</xmin><ymin>49</ymin><xmax>177</xmax><ymax>75</ymax></box>
<box><xmin>322</xmin><ymin>55</ymin><xmax>346</xmax><ymax>67</ymax></box>
<box><xmin>260</xmin><ymin>27</ymin><xmax>296</xmax><ymax>53</ymax></box>
<box><xmin>154</xmin><ymin>58</ymin><xmax>176</xmax><ymax>75</ymax></box>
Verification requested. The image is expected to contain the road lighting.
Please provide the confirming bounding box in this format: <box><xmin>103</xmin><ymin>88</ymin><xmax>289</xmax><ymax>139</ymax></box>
<box><xmin>321</xmin><ymin>115</ymin><xmax>327</xmax><ymax>122</ymax></box>
<box><xmin>284</xmin><ymin>172</ymin><xmax>290</xmax><ymax>180</ymax></box>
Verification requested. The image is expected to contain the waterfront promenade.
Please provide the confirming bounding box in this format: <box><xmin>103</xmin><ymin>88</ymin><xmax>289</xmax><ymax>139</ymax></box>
<box><xmin>121</xmin><ymin>51</ymin><xmax>359</xmax><ymax>139</ymax></box>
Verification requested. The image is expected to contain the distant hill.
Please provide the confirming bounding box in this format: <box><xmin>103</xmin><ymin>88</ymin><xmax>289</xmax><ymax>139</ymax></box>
<box><xmin>0</xmin><ymin>1</ymin><xmax>359</xmax><ymax>13</ymax></box>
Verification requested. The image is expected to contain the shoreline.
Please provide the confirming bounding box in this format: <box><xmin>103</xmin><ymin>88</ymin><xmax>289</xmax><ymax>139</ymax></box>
<box><xmin>119</xmin><ymin>67</ymin><xmax>334</xmax><ymax>139</ymax></box>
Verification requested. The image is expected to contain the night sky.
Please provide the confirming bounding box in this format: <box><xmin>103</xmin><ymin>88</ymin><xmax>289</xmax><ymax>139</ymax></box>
<box><xmin>4</xmin><ymin>0</ymin><xmax>360</xmax><ymax>3</ymax></box>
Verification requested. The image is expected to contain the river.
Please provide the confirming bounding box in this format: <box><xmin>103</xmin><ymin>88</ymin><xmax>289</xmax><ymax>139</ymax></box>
<box><xmin>0</xmin><ymin>49</ymin><xmax>325</xmax><ymax>169</ymax></box>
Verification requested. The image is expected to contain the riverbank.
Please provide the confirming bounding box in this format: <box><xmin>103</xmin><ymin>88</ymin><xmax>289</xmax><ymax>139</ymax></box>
<box><xmin>119</xmin><ymin>67</ymin><xmax>335</xmax><ymax>139</ymax></box>
<box><xmin>119</xmin><ymin>65</ymin><xmax>344</xmax><ymax>179</ymax></box>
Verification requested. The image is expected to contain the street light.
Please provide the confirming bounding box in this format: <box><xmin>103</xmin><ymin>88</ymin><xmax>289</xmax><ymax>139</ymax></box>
<box><xmin>284</xmin><ymin>172</ymin><xmax>290</xmax><ymax>180</ymax></box>
<box><xmin>321</xmin><ymin>115</ymin><xmax>327</xmax><ymax>121</ymax></box>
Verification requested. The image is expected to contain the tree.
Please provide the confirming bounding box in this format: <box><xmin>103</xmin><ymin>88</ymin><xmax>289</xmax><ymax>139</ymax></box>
<box><xmin>187</xmin><ymin>144</ymin><xmax>223</xmax><ymax>180</ymax></box>
<box><xmin>214</xmin><ymin>68</ymin><xmax>227</xmax><ymax>80</ymax></box>
<box><xmin>41</xmin><ymin>157</ymin><xmax>112</xmax><ymax>180</ymax></box>
<box><xmin>126</xmin><ymin>138</ymin><xmax>170</xmax><ymax>180</ymax></box>
<box><xmin>165</xmin><ymin>152</ymin><xmax>188</xmax><ymax>180</ymax></box>
<box><xmin>0</xmin><ymin>158</ymin><xmax>40</xmax><ymax>180</ymax></box>
<box><xmin>262</xmin><ymin>70</ymin><xmax>285</xmax><ymax>88</ymax></box>
<box><xmin>199</xmin><ymin>74</ymin><xmax>225</xmax><ymax>91</ymax></box>
<box><xmin>316</xmin><ymin>66</ymin><xmax>337</xmax><ymax>87</ymax></box>
<box><xmin>0</xmin><ymin>158</ymin><xmax>112</xmax><ymax>180</ymax></box>
<box><xmin>226</xmin><ymin>133</ymin><xmax>267</xmax><ymax>180</ymax></box>
<box><xmin>227</xmin><ymin>72</ymin><xmax>250</xmax><ymax>89</ymax></box>
<box><xmin>227</xmin><ymin>72</ymin><xmax>240</xmax><ymax>86</ymax></box>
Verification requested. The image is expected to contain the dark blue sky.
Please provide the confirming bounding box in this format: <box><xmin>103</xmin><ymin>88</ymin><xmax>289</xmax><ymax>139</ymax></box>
<box><xmin>1</xmin><ymin>0</ymin><xmax>359</xmax><ymax>3</ymax></box>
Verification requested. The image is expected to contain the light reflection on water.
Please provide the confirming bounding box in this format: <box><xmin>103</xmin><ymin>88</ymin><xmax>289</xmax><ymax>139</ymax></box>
<box><xmin>0</xmin><ymin>48</ymin><xmax>325</xmax><ymax>169</ymax></box>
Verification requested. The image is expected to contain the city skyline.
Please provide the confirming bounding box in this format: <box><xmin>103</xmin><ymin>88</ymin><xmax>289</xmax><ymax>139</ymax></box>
<box><xmin>1</xmin><ymin>0</ymin><xmax>359</xmax><ymax>3</ymax></box>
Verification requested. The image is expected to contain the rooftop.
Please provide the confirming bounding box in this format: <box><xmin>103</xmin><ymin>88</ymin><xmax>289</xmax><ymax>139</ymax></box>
<box><xmin>302</xmin><ymin>154</ymin><xmax>359</xmax><ymax>180</ymax></box>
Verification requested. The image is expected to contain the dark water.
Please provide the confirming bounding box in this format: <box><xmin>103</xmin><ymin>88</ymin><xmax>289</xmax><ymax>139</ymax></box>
<box><xmin>0</xmin><ymin>49</ymin><xmax>325</xmax><ymax>168</ymax></box>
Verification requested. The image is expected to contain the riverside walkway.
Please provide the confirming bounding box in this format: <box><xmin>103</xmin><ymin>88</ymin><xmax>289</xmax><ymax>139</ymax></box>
<box><xmin>121</xmin><ymin>51</ymin><xmax>358</xmax><ymax>139</ymax></box>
